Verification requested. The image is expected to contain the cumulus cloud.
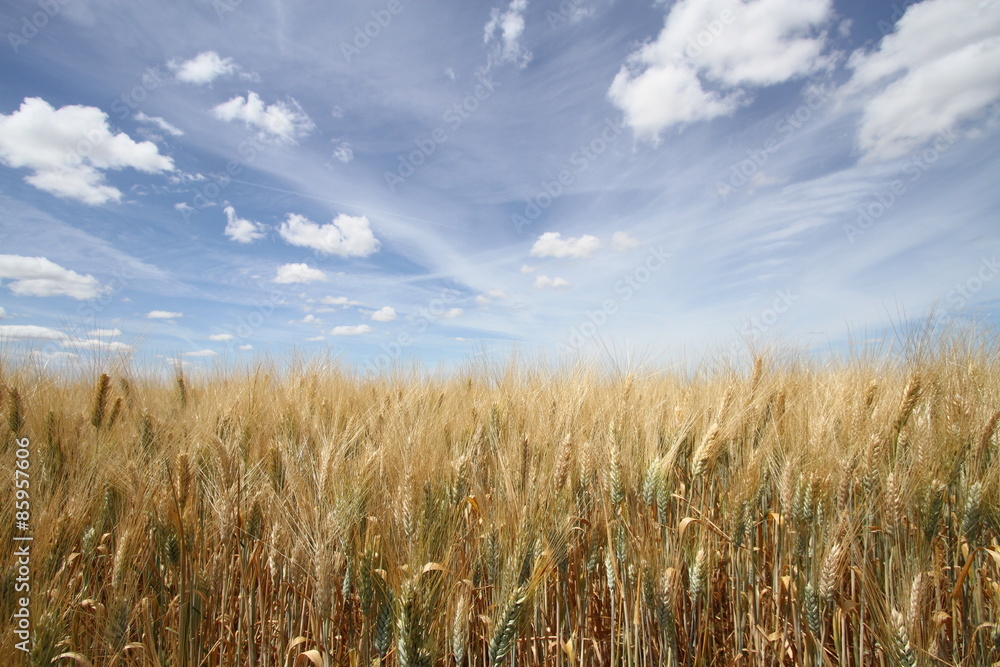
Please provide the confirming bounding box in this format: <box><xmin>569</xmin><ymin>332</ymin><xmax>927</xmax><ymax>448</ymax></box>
<box><xmin>170</xmin><ymin>51</ymin><xmax>238</xmax><ymax>85</ymax></box>
<box><xmin>0</xmin><ymin>323</ymin><xmax>135</xmax><ymax>357</ymax></box>
<box><xmin>608</xmin><ymin>0</ymin><xmax>834</xmax><ymax>139</ymax></box>
<box><xmin>223</xmin><ymin>205</ymin><xmax>266</xmax><ymax>243</ymax></box>
<box><xmin>530</xmin><ymin>232</ymin><xmax>601</xmax><ymax>259</ymax></box>
<box><xmin>520</xmin><ymin>264</ymin><xmax>536</xmax><ymax>274</ymax></box>
<box><xmin>274</xmin><ymin>263</ymin><xmax>328</xmax><ymax>284</ymax></box>
<box><xmin>146</xmin><ymin>310</ymin><xmax>183</xmax><ymax>319</ymax></box>
<box><xmin>0</xmin><ymin>306</ymin><xmax>7</xmax><ymax>319</ymax></box>
<box><xmin>331</xmin><ymin>324</ymin><xmax>373</xmax><ymax>335</ymax></box>
<box><xmin>185</xmin><ymin>349</ymin><xmax>217</xmax><ymax>357</ymax></box>
<box><xmin>208</xmin><ymin>333</ymin><xmax>234</xmax><ymax>341</ymax></box>
<box><xmin>62</xmin><ymin>338</ymin><xmax>132</xmax><ymax>352</ymax></box>
<box><xmin>212</xmin><ymin>92</ymin><xmax>315</xmax><ymax>144</ymax></box>
<box><xmin>485</xmin><ymin>0</ymin><xmax>532</xmax><ymax>68</ymax></box>
<box><xmin>843</xmin><ymin>0</ymin><xmax>1000</xmax><ymax>162</ymax></box>
<box><xmin>0</xmin><ymin>97</ymin><xmax>174</xmax><ymax>204</ymax></box>
<box><xmin>238</xmin><ymin>344</ymin><xmax>253</xmax><ymax>351</ymax></box>
<box><xmin>476</xmin><ymin>289</ymin><xmax>510</xmax><ymax>306</ymax></box>
<box><xmin>0</xmin><ymin>255</ymin><xmax>105</xmax><ymax>300</ymax></box>
<box><xmin>442</xmin><ymin>308</ymin><xmax>464</xmax><ymax>318</ymax></box>
<box><xmin>371</xmin><ymin>306</ymin><xmax>397</xmax><ymax>321</ymax></box>
<box><xmin>612</xmin><ymin>231</ymin><xmax>640</xmax><ymax>252</ymax></box>
<box><xmin>318</xmin><ymin>295</ymin><xmax>358</xmax><ymax>306</ymax></box>
<box><xmin>135</xmin><ymin>112</ymin><xmax>183</xmax><ymax>137</ymax></box>
<box><xmin>278</xmin><ymin>213</ymin><xmax>380</xmax><ymax>257</ymax></box>
<box><xmin>0</xmin><ymin>324</ymin><xmax>68</xmax><ymax>341</ymax></box>
<box><xmin>534</xmin><ymin>275</ymin><xmax>572</xmax><ymax>289</ymax></box>
<box><xmin>306</xmin><ymin>335</ymin><xmax>325</xmax><ymax>342</ymax></box>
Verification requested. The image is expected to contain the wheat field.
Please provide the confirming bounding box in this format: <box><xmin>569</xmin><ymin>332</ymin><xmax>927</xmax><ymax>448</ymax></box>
<box><xmin>2</xmin><ymin>337</ymin><xmax>999</xmax><ymax>666</ymax></box>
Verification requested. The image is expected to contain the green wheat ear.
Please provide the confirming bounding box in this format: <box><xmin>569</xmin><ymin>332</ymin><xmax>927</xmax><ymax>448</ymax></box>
<box><xmin>489</xmin><ymin>585</ymin><xmax>527</xmax><ymax>667</ymax></box>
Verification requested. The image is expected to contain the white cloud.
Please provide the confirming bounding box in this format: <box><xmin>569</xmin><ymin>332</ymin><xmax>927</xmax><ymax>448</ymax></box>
<box><xmin>0</xmin><ymin>255</ymin><xmax>105</xmax><ymax>300</ymax></box>
<box><xmin>238</xmin><ymin>344</ymin><xmax>253</xmax><ymax>351</ymax></box>
<box><xmin>442</xmin><ymin>308</ymin><xmax>464</xmax><ymax>318</ymax></box>
<box><xmin>333</xmin><ymin>141</ymin><xmax>354</xmax><ymax>163</ymax></box>
<box><xmin>0</xmin><ymin>306</ymin><xmax>6</xmax><ymax>319</ymax></box>
<box><xmin>306</xmin><ymin>335</ymin><xmax>325</xmax><ymax>342</ymax></box>
<box><xmin>62</xmin><ymin>339</ymin><xmax>132</xmax><ymax>352</ymax></box>
<box><xmin>0</xmin><ymin>324</ymin><xmax>68</xmax><ymax>341</ymax></box>
<box><xmin>612</xmin><ymin>231</ymin><xmax>640</xmax><ymax>252</ymax></box>
<box><xmin>371</xmin><ymin>306</ymin><xmax>397</xmax><ymax>321</ymax></box>
<box><xmin>135</xmin><ymin>112</ymin><xmax>183</xmax><ymax>136</ymax></box>
<box><xmin>146</xmin><ymin>310</ymin><xmax>183</xmax><ymax>319</ymax></box>
<box><xmin>331</xmin><ymin>324</ymin><xmax>373</xmax><ymax>335</ymax></box>
<box><xmin>30</xmin><ymin>350</ymin><xmax>80</xmax><ymax>365</ymax></box>
<box><xmin>318</xmin><ymin>295</ymin><xmax>357</xmax><ymax>306</ymax></box>
<box><xmin>278</xmin><ymin>213</ymin><xmax>380</xmax><ymax>257</ymax></box>
<box><xmin>274</xmin><ymin>263</ymin><xmax>328</xmax><ymax>284</ymax></box>
<box><xmin>170</xmin><ymin>51</ymin><xmax>238</xmax><ymax>85</ymax></box>
<box><xmin>212</xmin><ymin>92</ymin><xmax>315</xmax><ymax>144</ymax></box>
<box><xmin>0</xmin><ymin>97</ymin><xmax>174</xmax><ymax>204</ymax></box>
<box><xmin>208</xmin><ymin>333</ymin><xmax>234</xmax><ymax>341</ymax></box>
<box><xmin>608</xmin><ymin>0</ymin><xmax>834</xmax><ymax>140</ymax></box>
<box><xmin>485</xmin><ymin>0</ymin><xmax>532</xmax><ymax>67</ymax></box>
<box><xmin>87</xmin><ymin>328</ymin><xmax>121</xmax><ymax>337</ymax></box>
<box><xmin>185</xmin><ymin>349</ymin><xmax>217</xmax><ymax>357</ymax></box>
<box><xmin>476</xmin><ymin>289</ymin><xmax>510</xmax><ymax>306</ymax></box>
<box><xmin>530</xmin><ymin>232</ymin><xmax>601</xmax><ymax>259</ymax></box>
<box><xmin>223</xmin><ymin>205</ymin><xmax>266</xmax><ymax>243</ymax></box>
<box><xmin>520</xmin><ymin>264</ymin><xmax>536</xmax><ymax>274</ymax></box>
<box><xmin>534</xmin><ymin>275</ymin><xmax>573</xmax><ymax>289</ymax></box>
<box><xmin>844</xmin><ymin>0</ymin><xmax>1000</xmax><ymax>162</ymax></box>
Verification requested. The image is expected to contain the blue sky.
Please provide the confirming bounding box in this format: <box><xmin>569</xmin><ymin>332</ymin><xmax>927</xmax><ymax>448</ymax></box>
<box><xmin>0</xmin><ymin>0</ymin><xmax>998</xmax><ymax>373</ymax></box>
